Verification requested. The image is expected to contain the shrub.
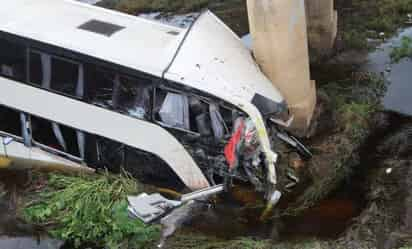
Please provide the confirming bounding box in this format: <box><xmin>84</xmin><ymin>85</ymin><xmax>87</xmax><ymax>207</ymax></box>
<box><xmin>390</xmin><ymin>36</ymin><xmax>412</xmax><ymax>62</ymax></box>
<box><xmin>23</xmin><ymin>172</ymin><xmax>160</xmax><ymax>249</ymax></box>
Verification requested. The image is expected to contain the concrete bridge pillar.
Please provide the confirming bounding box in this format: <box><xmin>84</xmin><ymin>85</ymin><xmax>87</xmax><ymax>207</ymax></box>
<box><xmin>246</xmin><ymin>0</ymin><xmax>316</xmax><ymax>136</ymax></box>
<box><xmin>305</xmin><ymin>0</ymin><xmax>338</xmax><ymax>57</ymax></box>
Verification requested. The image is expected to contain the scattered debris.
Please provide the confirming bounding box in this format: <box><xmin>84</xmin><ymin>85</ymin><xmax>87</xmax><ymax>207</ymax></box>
<box><xmin>128</xmin><ymin>193</ymin><xmax>181</xmax><ymax>223</ymax></box>
<box><xmin>406</xmin><ymin>14</ymin><xmax>412</xmax><ymax>25</ymax></box>
<box><xmin>128</xmin><ymin>185</ymin><xmax>224</xmax><ymax>224</ymax></box>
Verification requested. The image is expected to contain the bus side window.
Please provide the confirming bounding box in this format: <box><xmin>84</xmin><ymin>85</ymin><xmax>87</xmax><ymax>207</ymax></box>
<box><xmin>0</xmin><ymin>105</ymin><xmax>22</xmax><ymax>137</ymax></box>
<box><xmin>29</xmin><ymin>52</ymin><xmax>43</xmax><ymax>86</ymax></box>
<box><xmin>86</xmin><ymin>67</ymin><xmax>116</xmax><ymax>108</ymax></box>
<box><xmin>0</xmin><ymin>39</ymin><xmax>26</xmax><ymax>81</ymax></box>
<box><xmin>30</xmin><ymin>116</ymin><xmax>81</xmax><ymax>158</ymax></box>
<box><xmin>29</xmin><ymin>51</ymin><xmax>83</xmax><ymax>98</ymax></box>
<box><xmin>51</xmin><ymin>57</ymin><xmax>82</xmax><ymax>97</ymax></box>
<box><xmin>113</xmin><ymin>75</ymin><xmax>151</xmax><ymax>119</ymax></box>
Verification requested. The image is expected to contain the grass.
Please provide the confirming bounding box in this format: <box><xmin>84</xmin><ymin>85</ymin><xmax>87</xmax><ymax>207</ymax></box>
<box><xmin>280</xmin><ymin>73</ymin><xmax>385</xmax><ymax>216</ymax></box>
<box><xmin>167</xmin><ymin>233</ymin><xmax>272</xmax><ymax>249</ymax></box>
<box><xmin>339</xmin><ymin>0</ymin><xmax>412</xmax><ymax>49</ymax></box>
<box><xmin>23</xmin><ymin>172</ymin><xmax>160</xmax><ymax>249</ymax></box>
<box><xmin>166</xmin><ymin>233</ymin><xmax>338</xmax><ymax>249</ymax></box>
<box><xmin>390</xmin><ymin>36</ymin><xmax>412</xmax><ymax>62</ymax></box>
<box><xmin>322</xmin><ymin>73</ymin><xmax>385</xmax><ymax>140</ymax></box>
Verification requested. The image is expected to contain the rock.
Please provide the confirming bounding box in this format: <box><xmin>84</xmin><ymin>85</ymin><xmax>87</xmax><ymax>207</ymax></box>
<box><xmin>159</xmin><ymin>200</ymin><xmax>208</xmax><ymax>248</ymax></box>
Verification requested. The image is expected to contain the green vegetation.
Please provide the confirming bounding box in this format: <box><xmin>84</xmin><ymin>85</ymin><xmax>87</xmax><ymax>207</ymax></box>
<box><xmin>23</xmin><ymin>172</ymin><xmax>159</xmax><ymax>249</ymax></box>
<box><xmin>166</xmin><ymin>233</ymin><xmax>340</xmax><ymax>249</ymax></box>
<box><xmin>167</xmin><ymin>233</ymin><xmax>272</xmax><ymax>249</ymax></box>
<box><xmin>280</xmin><ymin>73</ymin><xmax>386</xmax><ymax>216</ymax></box>
<box><xmin>342</xmin><ymin>30</ymin><xmax>369</xmax><ymax>50</ymax></box>
<box><xmin>390</xmin><ymin>36</ymin><xmax>412</xmax><ymax>62</ymax></box>
<box><xmin>339</xmin><ymin>0</ymin><xmax>412</xmax><ymax>49</ymax></box>
<box><xmin>98</xmin><ymin>0</ymin><xmax>249</xmax><ymax>35</ymax></box>
<box><xmin>98</xmin><ymin>0</ymin><xmax>211</xmax><ymax>14</ymax></box>
<box><xmin>340</xmin><ymin>102</ymin><xmax>375</xmax><ymax>139</ymax></box>
<box><xmin>319</xmin><ymin>73</ymin><xmax>385</xmax><ymax>141</ymax></box>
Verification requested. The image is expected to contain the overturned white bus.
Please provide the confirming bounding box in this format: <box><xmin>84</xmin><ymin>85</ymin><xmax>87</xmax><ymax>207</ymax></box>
<box><xmin>0</xmin><ymin>0</ymin><xmax>301</xmax><ymax>203</ymax></box>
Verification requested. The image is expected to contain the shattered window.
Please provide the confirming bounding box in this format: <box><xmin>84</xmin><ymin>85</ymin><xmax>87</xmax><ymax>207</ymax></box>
<box><xmin>154</xmin><ymin>88</ymin><xmax>228</xmax><ymax>139</ymax></box>
<box><xmin>0</xmin><ymin>38</ymin><xmax>26</xmax><ymax>82</ymax></box>
<box><xmin>0</xmin><ymin>105</ymin><xmax>22</xmax><ymax>137</ymax></box>
<box><xmin>94</xmin><ymin>136</ymin><xmax>125</xmax><ymax>172</ymax></box>
<box><xmin>86</xmin><ymin>67</ymin><xmax>116</xmax><ymax>107</ymax></box>
<box><xmin>113</xmin><ymin>75</ymin><xmax>152</xmax><ymax>119</ymax></box>
<box><xmin>154</xmin><ymin>89</ymin><xmax>190</xmax><ymax>130</ymax></box>
<box><xmin>86</xmin><ymin>67</ymin><xmax>152</xmax><ymax>120</ymax></box>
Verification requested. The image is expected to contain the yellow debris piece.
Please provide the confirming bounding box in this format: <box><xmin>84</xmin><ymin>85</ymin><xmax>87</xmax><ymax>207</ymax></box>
<box><xmin>0</xmin><ymin>156</ymin><xmax>11</xmax><ymax>168</ymax></box>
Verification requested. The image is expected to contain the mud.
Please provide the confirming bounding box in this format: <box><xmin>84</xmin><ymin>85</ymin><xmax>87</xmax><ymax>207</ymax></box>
<box><xmin>0</xmin><ymin>170</ymin><xmax>64</xmax><ymax>249</ymax></box>
<box><xmin>161</xmin><ymin>24</ymin><xmax>412</xmax><ymax>249</ymax></box>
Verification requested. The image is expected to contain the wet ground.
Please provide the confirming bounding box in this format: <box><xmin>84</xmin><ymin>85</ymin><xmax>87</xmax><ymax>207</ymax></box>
<box><xmin>0</xmin><ymin>171</ymin><xmax>63</xmax><ymax>249</ymax></box>
<box><xmin>167</xmin><ymin>26</ymin><xmax>412</xmax><ymax>245</ymax></box>
<box><xmin>363</xmin><ymin>27</ymin><xmax>412</xmax><ymax>115</ymax></box>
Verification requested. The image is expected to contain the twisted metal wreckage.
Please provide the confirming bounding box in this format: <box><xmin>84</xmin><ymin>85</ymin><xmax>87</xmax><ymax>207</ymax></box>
<box><xmin>0</xmin><ymin>0</ymin><xmax>312</xmax><ymax>220</ymax></box>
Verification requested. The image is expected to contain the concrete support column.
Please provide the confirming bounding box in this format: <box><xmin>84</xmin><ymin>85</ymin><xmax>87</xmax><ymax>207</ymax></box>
<box><xmin>306</xmin><ymin>0</ymin><xmax>338</xmax><ymax>57</ymax></box>
<box><xmin>247</xmin><ymin>0</ymin><xmax>316</xmax><ymax>136</ymax></box>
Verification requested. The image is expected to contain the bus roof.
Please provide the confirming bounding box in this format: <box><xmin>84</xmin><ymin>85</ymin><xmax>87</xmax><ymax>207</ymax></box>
<box><xmin>0</xmin><ymin>0</ymin><xmax>285</xmax><ymax>106</ymax></box>
<box><xmin>0</xmin><ymin>0</ymin><xmax>185</xmax><ymax>77</ymax></box>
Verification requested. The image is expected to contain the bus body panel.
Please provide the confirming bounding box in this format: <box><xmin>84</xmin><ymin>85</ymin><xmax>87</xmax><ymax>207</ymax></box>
<box><xmin>0</xmin><ymin>76</ymin><xmax>210</xmax><ymax>190</ymax></box>
<box><xmin>0</xmin><ymin>133</ymin><xmax>93</xmax><ymax>173</ymax></box>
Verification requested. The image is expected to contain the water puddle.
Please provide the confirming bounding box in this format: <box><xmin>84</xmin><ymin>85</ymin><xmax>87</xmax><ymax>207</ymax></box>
<box><xmin>0</xmin><ymin>237</ymin><xmax>62</xmax><ymax>249</ymax></box>
<box><xmin>363</xmin><ymin>27</ymin><xmax>412</xmax><ymax>115</ymax></box>
<box><xmin>180</xmin><ymin>185</ymin><xmax>362</xmax><ymax>241</ymax></box>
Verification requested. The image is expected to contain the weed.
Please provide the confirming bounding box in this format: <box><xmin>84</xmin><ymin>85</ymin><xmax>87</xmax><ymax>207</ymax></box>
<box><xmin>23</xmin><ymin>172</ymin><xmax>160</xmax><ymax>249</ymax></box>
<box><xmin>339</xmin><ymin>0</ymin><xmax>412</xmax><ymax>49</ymax></box>
<box><xmin>280</xmin><ymin>73</ymin><xmax>385</xmax><ymax>216</ymax></box>
<box><xmin>167</xmin><ymin>233</ymin><xmax>272</xmax><ymax>249</ymax></box>
<box><xmin>167</xmin><ymin>233</ymin><xmax>337</xmax><ymax>249</ymax></box>
<box><xmin>390</xmin><ymin>36</ymin><xmax>412</xmax><ymax>62</ymax></box>
<box><xmin>342</xmin><ymin>30</ymin><xmax>369</xmax><ymax>50</ymax></box>
<box><xmin>339</xmin><ymin>102</ymin><xmax>374</xmax><ymax>140</ymax></box>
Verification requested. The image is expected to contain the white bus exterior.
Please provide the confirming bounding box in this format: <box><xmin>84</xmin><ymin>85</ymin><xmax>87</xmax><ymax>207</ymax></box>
<box><xmin>0</xmin><ymin>0</ymin><xmax>288</xmax><ymax>198</ymax></box>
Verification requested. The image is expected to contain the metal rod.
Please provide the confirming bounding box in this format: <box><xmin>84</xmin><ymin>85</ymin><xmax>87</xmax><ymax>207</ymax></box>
<box><xmin>180</xmin><ymin>184</ymin><xmax>224</xmax><ymax>202</ymax></box>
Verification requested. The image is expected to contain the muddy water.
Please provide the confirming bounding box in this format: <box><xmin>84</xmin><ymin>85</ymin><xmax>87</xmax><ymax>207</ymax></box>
<box><xmin>363</xmin><ymin>27</ymin><xmax>412</xmax><ymax>115</ymax></box>
<box><xmin>179</xmin><ymin>27</ymin><xmax>412</xmax><ymax>242</ymax></box>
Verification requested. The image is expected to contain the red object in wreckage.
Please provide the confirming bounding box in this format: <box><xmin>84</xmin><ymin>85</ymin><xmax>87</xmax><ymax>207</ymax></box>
<box><xmin>224</xmin><ymin>120</ymin><xmax>245</xmax><ymax>169</ymax></box>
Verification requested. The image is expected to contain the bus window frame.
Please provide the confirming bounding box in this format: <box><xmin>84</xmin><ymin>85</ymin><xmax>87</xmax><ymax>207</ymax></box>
<box><xmin>28</xmin><ymin>49</ymin><xmax>84</xmax><ymax>100</ymax></box>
